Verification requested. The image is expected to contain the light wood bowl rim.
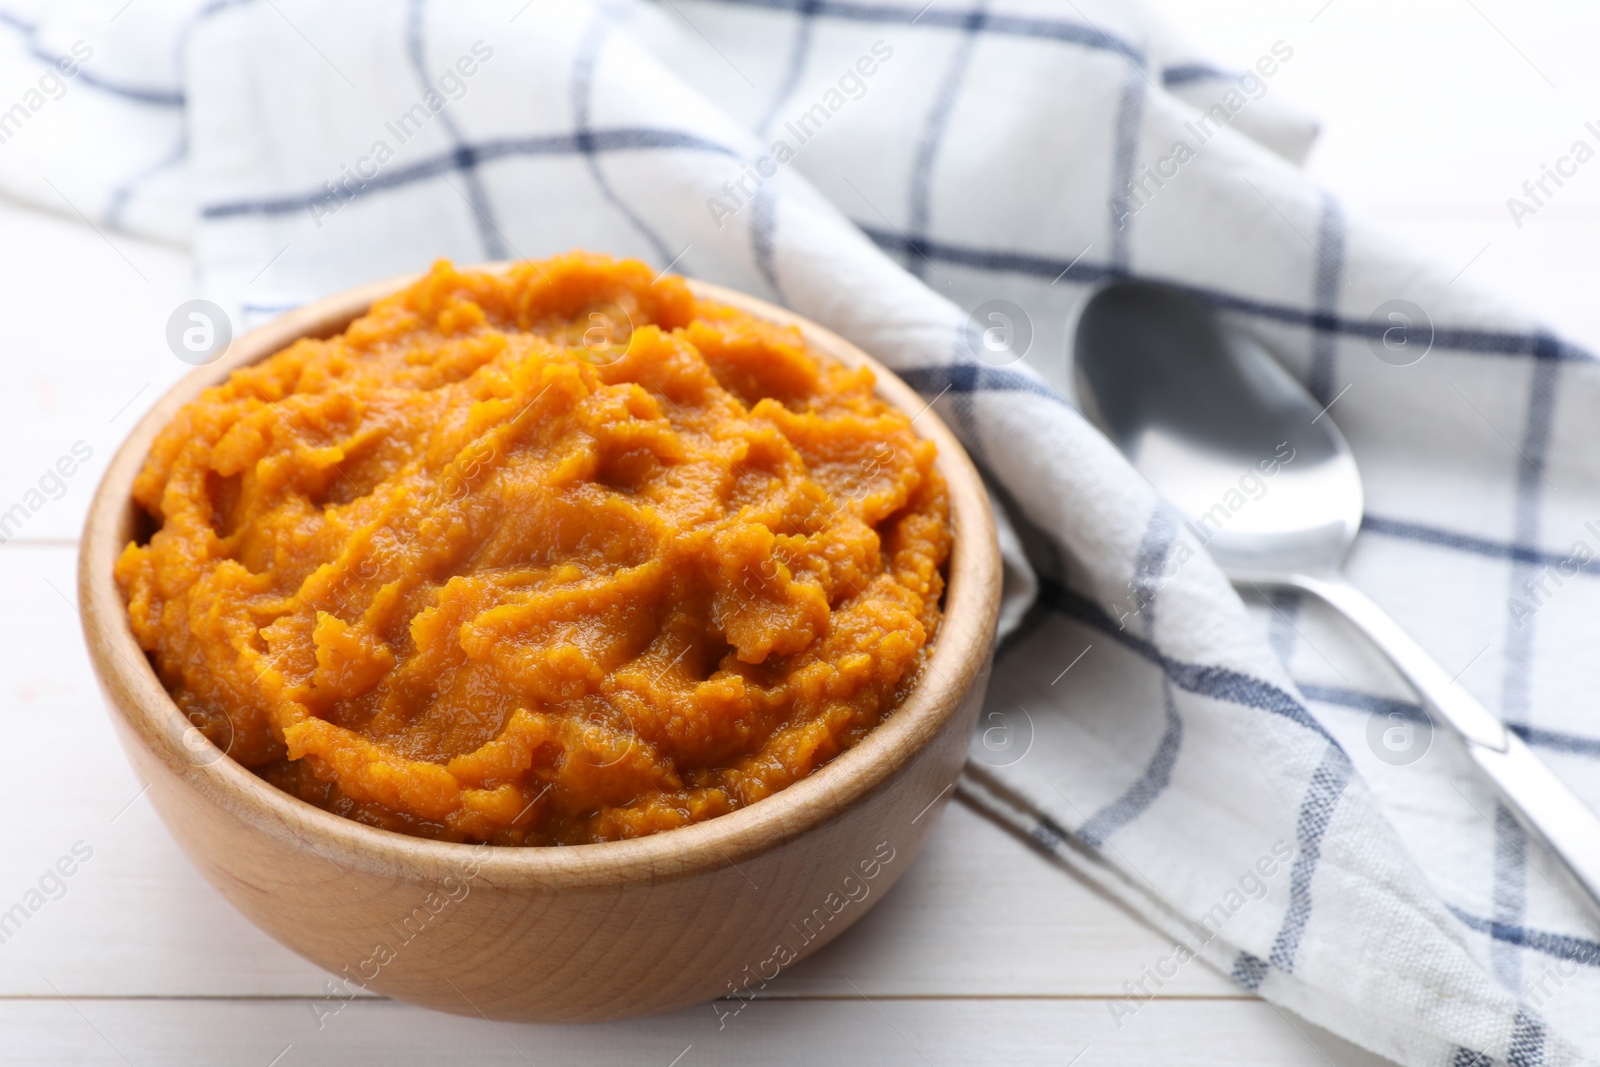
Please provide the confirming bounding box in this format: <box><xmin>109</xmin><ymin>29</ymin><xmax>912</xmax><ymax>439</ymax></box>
<box><xmin>79</xmin><ymin>264</ymin><xmax>1001</xmax><ymax>890</ymax></box>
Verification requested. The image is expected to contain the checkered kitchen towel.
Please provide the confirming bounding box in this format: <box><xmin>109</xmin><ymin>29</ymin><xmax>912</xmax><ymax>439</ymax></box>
<box><xmin>9</xmin><ymin>0</ymin><xmax>1600</xmax><ymax>1062</ymax></box>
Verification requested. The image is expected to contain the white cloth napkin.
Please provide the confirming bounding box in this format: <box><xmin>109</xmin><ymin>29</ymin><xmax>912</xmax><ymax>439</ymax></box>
<box><xmin>11</xmin><ymin>1</ymin><xmax>1600</xmax><ymax>1063</ymax></box>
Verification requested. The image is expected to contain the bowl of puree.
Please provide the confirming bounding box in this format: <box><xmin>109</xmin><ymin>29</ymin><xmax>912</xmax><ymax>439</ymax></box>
<box><xmin>80</xmin><ymin>253</ymin><xmax>1001</xmax><ymax>1022</ymax></box>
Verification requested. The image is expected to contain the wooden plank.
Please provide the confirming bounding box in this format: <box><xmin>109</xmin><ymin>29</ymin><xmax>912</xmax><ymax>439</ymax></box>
<box><xmin>0</xmin><ymin>996</ymin><xmax>1395</xmax><ymax>1066</ymax></box>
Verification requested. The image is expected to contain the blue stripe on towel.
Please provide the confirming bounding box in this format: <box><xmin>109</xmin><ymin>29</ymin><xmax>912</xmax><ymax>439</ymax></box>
<box><xmin>861</xmin><ymin>224</ymin><xmax>1118</xmax><ymax>286</ymax></box>
<box><xmin>905</xmin><ymin>2</ymin><xmax>987</xmax><ymax>282</ymax></box>
<box><xmin>1161</xmin><ymin>62</ymin><xmax>1231</xmax><ymax>87</ymax></box>
<box><xmin>1077</xmin><ymin>507</ymin><xmax>1185</xmax><ymax>847</ymax></box>
<box><xmin>1306</xmin><ymin>194</ymin><xmax>1345</xmax><ymax>404</ymax></box>
<box><xmin>1297</xmin><ymin>681</ymin><xmax>1428</xmax><ymax>722</ymax></box>
<box><xmin>1511</xmin><ymin>1009</ymin><xmax>1547</xmax><ymax>1067</ymax></box>
<box><xmin>1448</xmin><ymin>906</ymin><xmax>1600</xmax><ymax>968</ymax></box>
<box><xmin>1268</xmin><ymin>746</ymin><xmax>1353</xmax><ymax>972</ymax></box>
<box><xmin>1231</xmin><ymin>950</ymin><xmax>1269</xmax><ymax>991</ymax></box>
<box><xmin>0</xmin><ymin>16</ymin><xmax>185</xmax><ymax>106</ymax></box>
<box><xmin>895</xmin><ymin>361</ymin><xmax>1070</xmax><ymax>407</ymax></box>
<box><xmin>105</xmin><ymin>132</ymin><xmax>188</xmax><ymax>230</ymax></box>
<box><xmin>1107</xmin><ymin>65</ymin><xmax>1145</xmax><ymax>269</ymax></box>
<box><xmin>1078</xmin><ymin>684</ymin><xmax>1182</xmax><ymax>849</ymax></box>
<box><xmin>855</xmin><ymin>226</ymin><xmax>1594</xmax><ymax>363</ymax></box>
<box><xmin>104</xmin><ymin>0</ymin><xmax>266</xmax><ymax>220</ymax></box>
<box><xmin>1361</xmin><ymin>514</ymin><xmax>1600</xmax><ymax>575</ymax></box>
<box><xmin>1129</xmin><ymin>504</ymin><xmax>1180</xmax><ymax>636</ymax></box>
<box><xmin>1037</xmin><ymin>577</ymin><xmax>1342</xmax><ymax>747</ymax></box>
<box><xmin>36</xmin><ymin>48</ymin><xmax>184</xmax><ymax>106</ymax></box>
<box><xmin>407</xmin><ymin>0</ymin><xmax>506</xmax><ymax>259</ymax></box>
<box><xmin>1501</xmin><ymin>360</ymin><xmax>1561</xmax><ymax>727</ymax></box>
<box><xmin>1299</xmin><ymin>680</ymin><xmax>1600</xmax><ymax>761</ymax></box>
<box><xmin>939</xmin><ymin>327</ymin><xmax>991</xmax><ymax>466</ymax></box>
<box><xmin>1510</xmin><ymin>723</ymin><xmax>1600</xmax><ymax>759</ymax></box>
<box><xmin>755</xmin><ymin>0</ymin><xmax>819</xmax><ymax>136</ymax></box>
<box><xmin>1482</xmin><ymin>341</ymin><xmax>1560</xmax><ymax>1067</ymax></box>
<box><xmin>1042</xmin><ymin>574</ymin><xmax>1353</xmax><ymax>979</ymax></box>
<box><xmin>708</xmin><ymin>0</ymin><xmax>1146</xmax><ymax>66</ymax></box>
<box><xmin>574</xmin><ymin>14</ymin><xmax>675</xmax><ymax>265</ymax></box>
<box><xmin>750</xmin><ymin>183</ymin><xmax>784</xmax><ymax>300</ymax></box>
<box><xmin>1266</xmin><ymin>589</ymin><xmax>1300</xmax><ymax>668</ymax></box>
<box><xmin>201</xmin><ymin>128</ymin><xmax>740</xmax><ymax>219</ymax></box>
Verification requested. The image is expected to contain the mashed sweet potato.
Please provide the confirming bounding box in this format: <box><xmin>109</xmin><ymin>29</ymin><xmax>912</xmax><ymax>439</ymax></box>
<box><xmin>116</xmin><ymin>254</ymin><xmax>949</xmax><ymax>845</ymax></box>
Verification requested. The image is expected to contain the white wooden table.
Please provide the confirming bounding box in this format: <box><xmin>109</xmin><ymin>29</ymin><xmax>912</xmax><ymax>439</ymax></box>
<box><xmin>4</xmin><ymin>3</ymin><xmax>1596</xmax><ymax>1062</ymax></box>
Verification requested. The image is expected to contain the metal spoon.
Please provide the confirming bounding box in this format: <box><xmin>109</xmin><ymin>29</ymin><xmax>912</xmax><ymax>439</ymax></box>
<box><xmin>1070</xmin><ymin>278</ymin><xmax>1600</xmax><ymax>916</ymax></box>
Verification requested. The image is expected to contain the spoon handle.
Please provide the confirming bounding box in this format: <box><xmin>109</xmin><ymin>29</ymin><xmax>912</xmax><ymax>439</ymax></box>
<box><xmin>1286</xmin><ymin>573</ymin><xmax>1600</xmax><ymax>916</ymax></box>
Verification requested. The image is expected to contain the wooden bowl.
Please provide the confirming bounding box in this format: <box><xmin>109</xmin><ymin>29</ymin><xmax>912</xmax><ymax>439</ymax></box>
<box><xmin>79</xmin><ymin>270</ymin><xmax>1002</xmax><ymax>1023</ymax></box>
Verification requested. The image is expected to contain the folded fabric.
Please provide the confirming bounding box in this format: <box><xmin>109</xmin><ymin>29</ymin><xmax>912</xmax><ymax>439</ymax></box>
<box><xmin>9</xmin><ymin>1</ymin><xmax>1600</xmax><ymax>1062</ymax></box>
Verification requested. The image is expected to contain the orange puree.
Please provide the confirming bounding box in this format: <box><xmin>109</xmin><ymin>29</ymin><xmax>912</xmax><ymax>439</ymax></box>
<box><xmin>115</xmin><ymin>254</ymin><xmax>949</xmax><ymax>845</ymax></box>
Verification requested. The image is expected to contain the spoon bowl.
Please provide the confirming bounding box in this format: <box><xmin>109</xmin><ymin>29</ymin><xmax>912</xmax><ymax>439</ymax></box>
<box><xmin>1072</xmin><ymin>280</ymin><xmax>1362</xmax><ymax>577</ymax></box>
